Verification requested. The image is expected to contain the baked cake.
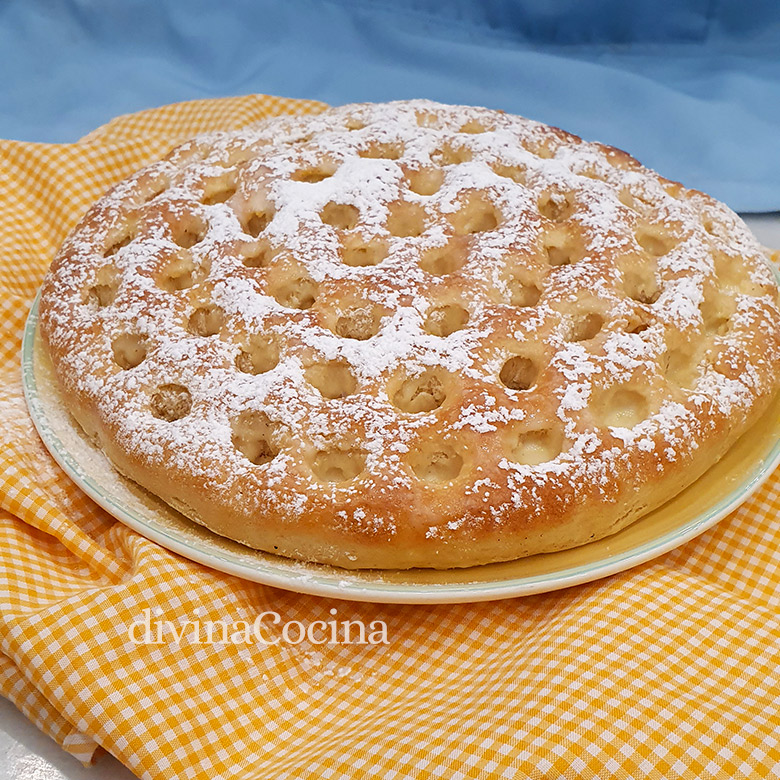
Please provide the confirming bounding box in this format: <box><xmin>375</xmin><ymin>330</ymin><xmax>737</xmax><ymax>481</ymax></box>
<box><xmin>38</xmin><ymin>100</ymin><xmax>780</xmax><ymax>569</ymax></box>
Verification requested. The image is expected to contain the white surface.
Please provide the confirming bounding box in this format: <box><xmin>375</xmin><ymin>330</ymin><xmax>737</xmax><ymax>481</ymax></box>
<box><xmin>0</xmin><ymin>698</ymin><xmax>136</xmax><ymax>780</ymax></box>
<box><xmin>743</xmin><ymin>213</ymin><xmax>780</xmax><ymax>250</ymax></box>
<box><xmin>3</xmin><ymin>211</ymin><xmax>779</xmax><ymax>780</ymax></box>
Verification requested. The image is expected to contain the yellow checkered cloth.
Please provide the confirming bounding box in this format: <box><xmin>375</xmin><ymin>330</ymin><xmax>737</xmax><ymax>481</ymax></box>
<box><xmin>1</xmin><ymin>94</ymin><xmax>780</xmax><ymax>780</ymax></box>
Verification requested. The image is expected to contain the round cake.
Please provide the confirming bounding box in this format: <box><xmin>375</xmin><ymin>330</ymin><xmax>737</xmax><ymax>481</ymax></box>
<box><xmin>38</xmin><ymin>99</ymin><xmax>780</xmax><ymax>569</ymax></box>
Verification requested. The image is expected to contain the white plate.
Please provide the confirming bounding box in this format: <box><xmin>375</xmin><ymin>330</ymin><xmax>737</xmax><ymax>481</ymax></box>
<box><xmin>22</xmin><ymin>292</ymin><xmax>780</xmax><ymax>604</ymax></box>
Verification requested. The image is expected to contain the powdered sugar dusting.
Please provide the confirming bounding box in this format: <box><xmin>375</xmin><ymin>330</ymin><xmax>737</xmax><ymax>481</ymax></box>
<box><xmin>37</xmin><ymin>99</ymin><xmax>780</xmax><ymax>567</ymax></box>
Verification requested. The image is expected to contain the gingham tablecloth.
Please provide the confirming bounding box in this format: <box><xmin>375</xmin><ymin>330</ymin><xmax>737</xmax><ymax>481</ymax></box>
<box><xmin>1</xmin><ymin>94</ymin><xmax>780</xmax><ymax>780</ymax></box>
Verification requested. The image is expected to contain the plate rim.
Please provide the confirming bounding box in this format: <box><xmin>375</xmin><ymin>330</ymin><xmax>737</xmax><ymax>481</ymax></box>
<box><xmin>22</xmin><ymin>290</ymin><xmax>780</xmax><ymax>604</ymax></box>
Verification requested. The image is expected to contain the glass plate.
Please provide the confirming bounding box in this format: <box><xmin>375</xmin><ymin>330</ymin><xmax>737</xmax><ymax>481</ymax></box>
<box><xmin>22</xmin><ymin>292</ymin><xmax>780</xmax><ymax>604</ymax></box>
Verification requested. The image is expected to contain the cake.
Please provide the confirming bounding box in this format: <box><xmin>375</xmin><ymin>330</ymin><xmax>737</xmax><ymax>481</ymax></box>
<box><xmin>38</xmin><ymin>100</ymin><xmax>780</xmax><ymax>569</ymax></box>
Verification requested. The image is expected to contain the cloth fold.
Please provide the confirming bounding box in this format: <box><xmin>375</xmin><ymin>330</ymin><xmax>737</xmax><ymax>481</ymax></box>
<box><xmin>1</xmin><ymin>94</ymin><xmax>779</xmax><ymax>780</ymax></box>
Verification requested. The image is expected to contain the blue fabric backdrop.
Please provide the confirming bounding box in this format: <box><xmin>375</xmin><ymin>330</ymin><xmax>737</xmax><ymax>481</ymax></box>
<box><xmin>1</xmin><ymin>0</ymin><xmax>778</xmax><ymax>211</ymax></box>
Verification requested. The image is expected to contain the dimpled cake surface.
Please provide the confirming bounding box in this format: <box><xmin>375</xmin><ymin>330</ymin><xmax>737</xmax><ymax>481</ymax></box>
<box><xmin>38</xmin><ymin>99</ymin><xmax>780</xmax><ymax>569</ymax></box>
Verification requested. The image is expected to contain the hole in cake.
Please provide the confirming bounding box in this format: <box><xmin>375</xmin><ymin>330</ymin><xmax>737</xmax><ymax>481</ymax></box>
<box><xmin>292</xmin><ymin>169</ymin><xmax>333</xmax><ymax>184</ymax></box>
<box><xmin>492</xmin><ymin>164</ymin><xmax>527</xmax><ymax>185</ymax></box>
<box><xmin>243</xmin><ymin>210</ymin><xmax>273</xmax><ymax>238</ymax></box>
<box><xmin>506</xmin><ymin>277</ymin><xmax>542</xmax><ymax>308</ymax></box>
<box><xmin>635</xmin><ymin>223</ymin><xmax>675</xmax><ymax>256</ymax></box>
<box><xmin>542</xmin><ymin>227</ymin><xmax>583</xmax><ymax>267</ymax></box>
<box><xmin>187</xmin><ymin>304</ymin><xmax>225</xmax><ymax>336</ymax></box>
<box><xmin>407</xmin><ymin>441</ymin><xmax>463</xmax><ymax>483</ymax></box>
<box><xmin>420</xmin><ymin>241</ymin><xmax>467</xmax><ymax>276</ymax></box>
<box><xmin>537</xmin><ymin>190</ymin><xmax>574</xmax><ymax>222</ymax></box>
<box><xmin>334</xmin><ymin>305</ymin><xmax>383</xmax><ymax>340</ymax></box>
<box><xmin>626</xmin><ymin>312</ymin><xmax>651</xmax><ymax>335</ymax></box>
<box><xmin>202</xmin><ymin>174</ymin><xmax>237</xmax><ymax>205</ymax></box>
<box><xmin>391</xmin><ymin>369</ymin><xmax>448</xmax><ymax>413</ymax></box>
<box><xmin>499</xmin><ymin>356</ymin><xmax>539</xmax><ymax>391</ymax></box>
<box><xmin>424</xmin><ymin>304</ymin><xmax>469</xmax><ymax>337</ymax></box>
<box><xmin>270</xmin><ymin>274</ymin><xmax>318</xmax><ymax>310</ymax></box>
<box><xmin>218</xmin><ymin>145</ymin><xmax>255</xmax><ymax>167</ymax></box>
<box><xmin>623</xmin><ymin>269</ymin><xmax>660</xmax><ymax>305</ymax></box>
<box><xmin>386</xmin><ymin>202</ymin><xmax>426</xmax><ymax>237</ymax></box>
<box><xmin>241</xmin><ymin>240</ymin><xmax>272</xmax><ymax>268</ymax></box>
<box><xmin>459</xmin><ymin>119</ymin><xmax>487</xmax><ymax>134</ymax></box>
<box><xmin>504</xmin><ymin>425</ymin><xmax>564</xmax><ymax>466</ymax></box>
<box><xmin>155</xmin><ymin>252</ymin><xmax>198</xmax><ymax>291</ymax></box>
<box><xmin>111</xmin><ymin>333</ymin><xmax>147</xmax><ymax>370</ymax></box>
<box><xmin>231</xmin><ymin>410</ymin><xmax>279</xmax><ymax>466</ymax></box>
<box><xmin>320</xmin><ymin>202</ymin><xmax>359</xmax><ymax>230</ymax></box>
<box><xmin>291</xmin><ymin>162</ymin><xmax>337</xmax><ymax>183</ymax></box>
<box><xmin>104</xmin><ymin>228</ymin><xmax>134</xmax><ymax>257</ymax></box>
<box><xmin>598</xmin><ymin>388</ymin><xmax>649</xmax><ymax>429</ymax></box>
<box><xmin>618</xmin><ymin>189</ymin><xmax>636</xmax><ymax>210</ymax></box>
<box><xmin>171</xmin><ymin>216</ymin><xmax>207</xmax><ymax>249</ymax></box>
<box><xmin>341</xmin><ymin>236</ymin><xmax>387</xmax><ymax>267</ymax></box>
<box><xmin>85</xmin><ymin>265</ymin><xmax>120</xmax><ymax>306</ymax></box>
<box><xmin>712</xmin><ymin>252</ymin><xmax>765</xmax><ymax>298</ymax></box>
<box><xmin>662</xmin><ymin>348</ymin><xmax>697</xmax><ymax>389</ymax></box>
<box><xmin>566</xmin><ymin>312</ymin><xmax>604</xmax><ymax>342</ymax></box>
<box><xmin>451</xmin><ymin>194</ymin><xmax>500</xmax><ymax>235</ymax></box>
<box><xmin>359</xmin><ymin>142</ymin><xmax>403</xmax><ymax>160</ymax></box>
<box><xmin>235</xmin><ymin>334</ymin><xmax>279</xmax><ymax>375</ymax></box>
<box><xmin>431</xmin><ymin>143</ymin><xmax>473</xmax><ymax>166</ymax></box>
<box><xmin>150</xmin><ymin>384</ymin><xmax>192</xmax><ymax>422</ymax></box>
<box><xmin>618</xmin><ymin>189</ymin><xmax>655</xmax><ymax>213</ymax></box>
<box><xmin>141</xmin><ymin>177</ymin><xmax>168</xmax><ymax>203</ymax></box>
<box><xmin>305</xmin><ymin>360</ymin><xmax>357</xmax><ymax>399</ymax></box>
<box><xmin>405</xmin><ymin>167</ymin><xmax>444</xmax><ymax>196</ymax></box>
<box><xmin>700</xmin><ymin>294</ymin><xmax>734</xmax><ymax>336</ymax></box>
<box><xmin>310</xmin><ymin>448</ymin><xmax>365</xmax><ymax>482</ymax></box>
<box><xmin>415</xmin><ymin>111</ymin><xmax>440</xmax><ymax>128</ymax></box>
<box><xmin>202</xmin><ymin>184</ymin><xmax>236</xmax><ymax>205</ymax></box>
<box><xmin>702</xmin><ymin>219</ymin><xmax>719</xmax><ymax>237</ymax></box>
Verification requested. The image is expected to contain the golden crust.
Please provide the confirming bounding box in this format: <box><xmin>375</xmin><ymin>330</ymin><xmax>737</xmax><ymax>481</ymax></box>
<box><xmin>39</xmin><ymin>100</ymin><xmax>780</xmax><ymax>569</ymax></box>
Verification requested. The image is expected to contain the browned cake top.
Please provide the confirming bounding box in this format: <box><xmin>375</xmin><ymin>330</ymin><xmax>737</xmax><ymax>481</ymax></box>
<box><xmin>39</xmin><ymin>100</ymin><xmax>780</xmax><ymax>568</ymax></box>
